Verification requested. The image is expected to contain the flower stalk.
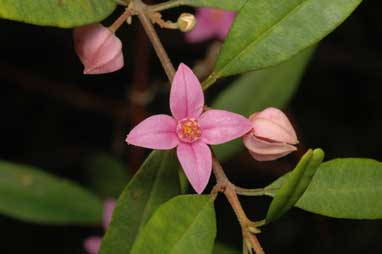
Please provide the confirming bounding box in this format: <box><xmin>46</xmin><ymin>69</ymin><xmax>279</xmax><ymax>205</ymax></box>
<box><xmin>134</xmin><ymin>0</ymin><xmax>175</xmax><ymax>81</ymax></box>
<box><xmin>109</xmin><ymin>8</ymin><xmax>134</xmax><ymax>33</ymax></box>
<box><xmin>131</xmin><ymin>0</ymin><xmax>265</xmax><ymax>252</ymax></box>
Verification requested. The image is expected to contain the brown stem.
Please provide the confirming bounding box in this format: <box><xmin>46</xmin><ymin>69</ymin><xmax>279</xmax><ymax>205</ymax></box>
<box><xmin>134</xmin><ymin>0</ymin><xmax>176</xmax><ymax>81</ymax></box>
<box><xmin>132</xmin><ymin>1</ymin><xmax>264</xmax><ymax>252</ymax></box>
<box><xmin>109</xmin><ymin>8</ymin><xmax>134</xmax><ymax>33</ymax></box>
<box><xmin>149</xmin><ymin>0</ymin><xmax>183</xmax><ymax>12</ymax></box>
<box><xmin>212</xmin><ymin>155</ymin><xmax>264</xmax><ymax>254</ymax></box>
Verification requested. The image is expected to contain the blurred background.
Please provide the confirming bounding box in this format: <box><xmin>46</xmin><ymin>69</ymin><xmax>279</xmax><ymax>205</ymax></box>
<box><xmin>0</xmin><ymin>1</ymin><xmax>381</xmax><ymax>253</ymax></box>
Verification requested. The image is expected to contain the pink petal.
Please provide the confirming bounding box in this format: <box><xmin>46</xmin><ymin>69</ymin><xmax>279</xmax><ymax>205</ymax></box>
<box><xmin>243</xmin><ymin>135</ymin><xmax>297</xmax><ymax>161</ymax></box>
<box><xmin>126</xmin><ymin>115</ymin><xmax>179</xmax><ymax>150</ymax></box>
<box><xmin>216</xmin><ymin>11</ymin><xmax>235</xmax><ymax>40</ymax></box>
<box><xmin>252</xmin><ymin>118</ymin><xmax>297</xmax><ymax>144</ymax></box>
<box><xmin>102</xmin><ymin>199</ymin><xmax>116</xmax><ymax>230</ymax></box>
<box><xmin>84</xmin><ymin>51</ymin><xmax>124</xmax><ymax>75</ymax></box>
<box><xmin>83</xmin><ymin>236</ymin><xmax>101</xmax><ymax>254</ymax></box>
<box><xmin>249</xmin><ymin>150</ymin><xmax>293</xmax><ymax>161</ymax></box>
<box><xmin>251</xmin><ymin>107</ymin><xmax>298</xmax><ymax>144</ymax></box>
<box><xmin>199</xmin><ymin>110</ymin><xmax>252</xmax><ymax>145</ymax></box>
<box><xmin>176</xmin><ymin>142</ymin><xmax>212</xmax><ymax>194</ymax></box>
<box><xmin>73</xmin><ymin>23</ymin><xmax>124</xmax><ymax>75</ymax></box>
<box><xmin>170</xmin><ymin>63</ymin><xmax>204</xmax><ymax>120</ymax></box>
<box><xmin>185</xmin><ymin>10</ymin><xmax>217</xmax><ymax>43</ymax></box>
<box><xmin>185</xmin><ymin>8</ymin><xmax>235</xmax><ymax>43</ymax></box>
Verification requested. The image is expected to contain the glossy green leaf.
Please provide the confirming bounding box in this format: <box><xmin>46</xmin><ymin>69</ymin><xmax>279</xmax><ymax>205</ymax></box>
<box><xmin>204</xmin><ymin>0</ymin><xmax>362</xmax><ymax>86</ymax></box>
<box><xmin>99</xmin><ymin>150</ymin><xmax>181</xmax><ymax>254</ymax></box>
<box><xmin>131</xmin><ymin>195</ymin><xmax>216</xmax><ymax>254</ymax></box>
<box><xmin>267</xmin><ymin>158</ymin><xmax>382</xmax><ymax>219</ymax></box>
<box><xmin>265</xmin><ymin>148</ymin><xmax>324</xmax><ymax>223</ymax></box>
<box><xmin>0</xmin><ymin>0</ymin><xmax>117</xmax><ymax>28</ymax></box>
<box><xmin>212</xmin><ymin>47</ymin><xmax>314</xmax><ymax>160</ymax></box>
<box><xmin>0</xmin><ymin>160</ymin><xmax>102</xmax><ymax>225</ymax></box>
<box><xmin>85</xmin><ymin>153</ymin><xmax>131</xmax><ymax>198</ymax></box>
<box><xmin>181</xmin><ymin>0</ymin><xmax>245</xmax><ymax>10</ymax></box>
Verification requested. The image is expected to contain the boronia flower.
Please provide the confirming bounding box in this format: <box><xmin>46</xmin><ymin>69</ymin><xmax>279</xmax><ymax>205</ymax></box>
<box><xmin>73</xmin><ymin>23</ymin><xmax>124</xmax><ymax>75</ymax></box>
<box><xmin>83</xmin><ymin>199</ymin><xmax>115</xmax><ymax>254</ymax></box>
<box><xmin>185</xmin><ymin>8</ymin><xmax>235</xmax><ymax>43</ymax></box>
<box><xmin>126</xmin><ymin>63</ymin><xmax>252</xmax><ymax>193</ymax></box>
<box><xmin>243</xmin><ymin>107</ymin><xmax>299</xmax><ymax>161</ymax></box>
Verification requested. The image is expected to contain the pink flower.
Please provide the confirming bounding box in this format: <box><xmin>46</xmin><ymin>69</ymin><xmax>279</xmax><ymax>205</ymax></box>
<box><xmin>126</xmin><ymin>63</ymin><xmax>251</xmax><ymax>193</ymax></box>
<box><xmin>243</xmin><ymin>108</ymin><xmax>299</xmax><ymax>161</ymax></box>
<box><xmin>185</xmin><ymin>8</ymin><xmax>235</xmax><ymax>43</ymax></box>
<box><xmin>73</xmin><ymin>23</ymin><xmax>124</xmax><ymax>75</ymax></box>
<box><xmin>83</xmin><ymin>199</ymin><xmax>116</xmax><ymax>254</ymax></box>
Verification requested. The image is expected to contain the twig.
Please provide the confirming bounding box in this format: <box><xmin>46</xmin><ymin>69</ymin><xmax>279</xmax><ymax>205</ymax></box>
<box><xmin>235</xmin><ymin>186</ymin><xmax>266</xmax><ymax>196</ymax></box>
<box><xmin>149</xmin><ymin>0</ymin><xmax>183</xmax><ymax>12</ymax></box>
<box><xmin>132</xmin><ymin>0</ymin><xmax>264</xmax><ymax>252</ymax></box>
<box><xmin>211</xmin><ymin>155</ymin><xmax>264</xmax><ymax>254</ymax></box>
<box><xmin>134</xmin><ymin>0</ymin><xmax>176</xmax><ymax>81</ymax></box>
<box><xmin>109</xmin><ymin>8</ymin><xmax>134</xmax><ymax>33</ymax></box>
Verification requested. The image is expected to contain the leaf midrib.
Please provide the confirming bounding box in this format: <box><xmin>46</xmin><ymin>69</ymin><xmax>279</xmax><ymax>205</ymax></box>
<box><xmin>169</xmin><ymin>199</ymin><xmax>212</xmax><ymax>254</ymax></box>
<box><xmin>216</xmin><ymin>0</ymin><xmax>307</xmax><ymax>76</ymax></box>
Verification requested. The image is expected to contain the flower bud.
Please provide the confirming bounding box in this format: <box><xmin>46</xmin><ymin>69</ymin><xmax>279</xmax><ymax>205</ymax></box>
<box><xmin>177</xmin><ymin>13</ymin><xmax>197</xmax><ymax>32</ymax></box>
<box><xmin>73</xmin><ymin>23</ymin><xmax>124</xmax><ymax>75</ymax></box>
<box><xmin>243</xmin><ymin>107</ymin><xmax>298</xmax><ymax>161</ymax></box>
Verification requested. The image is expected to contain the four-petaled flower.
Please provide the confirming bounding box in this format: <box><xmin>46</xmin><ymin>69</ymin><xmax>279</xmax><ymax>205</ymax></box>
<box><xmin>83</xmin><ymin>199</ymin><xmax>116</xmax><ymax>254</ymax></box>
<box><xmin>186</xmin><ymin>8</ymin><xmax>235</xmax><ymax>43</ymax></box>
<box><xmin>126</xmin><ymin>63</ymin><xmax>252</xmax><ymax>193</ymax></box>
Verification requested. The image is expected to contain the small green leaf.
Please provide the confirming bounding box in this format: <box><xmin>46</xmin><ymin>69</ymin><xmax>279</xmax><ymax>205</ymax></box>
<box><xmin>131</xmin><ymin>195</ymin><xmax>216</xmax><ymax>254</ymax></box>
<box><xmin>295</xmin><ymin>158</ymin><xmax>382</xmax><ymax>219</ymax></box>
<box><xmin>0</xmin><ymin>160</ymin><xmax>102</xmax><ymax>225</ymax></box>
<box><xmin>99</xmin><ymin>150</ymin><xmax>181</xmax><ymax>254</ymax></box>
<box><xmin>85</xmin><ymin>153</ymin><xmax>131</xmax><ymax>198</ymax></box>
<box><xmin>204</xmin><ymin>0</ymin><xmax>362</xmax><ymax>85</ymax></box>
<box><xmin>265</xmin><ymin>148</ymin><xmax>324</xmax><ymax>223</ymax></box>
<box><xmin>181</xmin><ymin>0</ymin><xmax>245</xmax><ymax>10</ymax></box>
<box><xmin>0</xmin><ymin>0</ymin><xmax>117</xmax><ymax>28</ymax></box>
<box><xmin>212</xmin><ymin>47</ymin><xmax>315</xmax><ymax>160</ymax></box>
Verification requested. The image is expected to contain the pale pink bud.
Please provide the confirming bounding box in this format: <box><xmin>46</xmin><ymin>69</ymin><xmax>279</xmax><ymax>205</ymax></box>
<box><xmin>73</xmin><ymin>23</ymin><xmax>124</xmax><ymax>75</ymax></box>
<box><xmin>243</xmin><ymin>107</ymin><xmax>299</xmax><ymax>161</ymax></box>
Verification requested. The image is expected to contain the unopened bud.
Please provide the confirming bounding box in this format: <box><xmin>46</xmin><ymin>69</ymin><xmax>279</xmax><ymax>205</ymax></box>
<box><xmin>177</xmin><ymin>13</ymin><xmax>197</xmax><ymax>32</ymax></box>
<box><xmin>243</xmin><ymin>107</ymin><xmax>299</xmax><ymax>161</ymax></box>
<box><xmin>73</xmin><ymin>23</ymin><xmax>124</xmax><ymax>75</ymax></box>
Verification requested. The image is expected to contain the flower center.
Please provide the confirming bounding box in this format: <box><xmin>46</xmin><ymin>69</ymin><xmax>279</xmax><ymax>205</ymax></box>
<box><xmin>176</xmin><ymin>118</ymin><xmax>202</xmax><ymax>143</ymax></box>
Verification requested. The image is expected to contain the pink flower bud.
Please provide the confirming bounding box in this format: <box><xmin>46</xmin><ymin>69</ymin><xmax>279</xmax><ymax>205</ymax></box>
<box><xmin>243</xmin><ymin>107</ymin><xmax>299</xmax><ymax>161</ymax></box>
<box><xmin>73</xmin><ymin>23</ymin><xmax>124</xmax><ymax>75</ymax></box>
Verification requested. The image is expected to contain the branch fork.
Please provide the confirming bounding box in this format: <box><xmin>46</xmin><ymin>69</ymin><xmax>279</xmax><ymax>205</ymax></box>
<box><xmin>126</xmin><ymin>0</ymin><xmax>265</xmax><ymax>253</ymax></box>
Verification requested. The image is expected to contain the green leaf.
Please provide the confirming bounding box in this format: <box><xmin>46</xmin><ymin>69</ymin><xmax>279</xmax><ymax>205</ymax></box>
<box><xmin>265</xmin><ymin>148</ymin><xmax>324</xmax><ymax>223</ymax></box>
<box><xmin>204</xmin><ymin>0</ymin><xmax>362</xmax><ymax>86</ymax></box>
<box><xmin>212</xmin><ymin>47</ymin><xmax>314</xmax><ymax>160</ymax></box>
<box><xmin>295</xmin><ymin>158</ymin><xmax>382</xmax><ymax>219</ymax></box>
<box><xmin>214</xmin><ymin>242</ymin><xmax>240</xmax><ymax>254</ymax></box>
<box><xmin>0</xmin><ymin>0</ymin><xmax>117</xmax><ymax>28</ymax></box>
<box><xmin>99</xmin><ymin>150</ymin><xmax>181</xmax><ymax>254</ymax></box>
<box><xmin>0</xmin><ymin>160</ymin><xmax>102</xmax><ymax>225</ymax></box>
<box><xmin>181</xmin><ymin>0</ymin><xmax>245</xmax><ymax>10</ymax></box>
<box><xmin>131</xmin><ymin>195</ymin><xmax>216</xmax><ymax>254</ymax></box>
<box><xmin>85</xmin><ymin>153</ymin><xmax>131</xmax><ymax>198</ymax></box>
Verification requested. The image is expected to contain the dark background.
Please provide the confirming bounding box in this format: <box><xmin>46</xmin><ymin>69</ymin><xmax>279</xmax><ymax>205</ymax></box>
<box><xmin>0</xmin><ymin>1</ymin><xmax>381</xmax><ymax>253</ymax></box>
